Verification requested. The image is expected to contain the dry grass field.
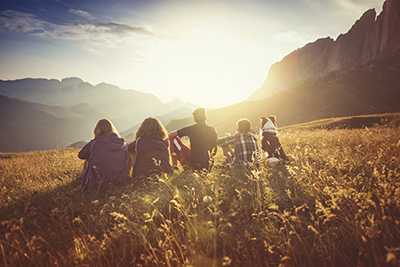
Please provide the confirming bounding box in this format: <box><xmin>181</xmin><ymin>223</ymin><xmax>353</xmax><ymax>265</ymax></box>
<box><xmin>1</xmin><ymin>126</ymin><xmax>399</xmax><ymax>266</ymax></box>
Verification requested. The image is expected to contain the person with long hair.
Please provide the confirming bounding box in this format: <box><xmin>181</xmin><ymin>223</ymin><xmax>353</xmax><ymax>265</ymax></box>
<box><xmin>78</xmin><ymin>119</ymin><xmax>129</xmax><ymax>191</ymax></box>
<box><xmin>128</xmin><ymin>117</ymin><xmax>173</xmax><ymax>178</ymax></box>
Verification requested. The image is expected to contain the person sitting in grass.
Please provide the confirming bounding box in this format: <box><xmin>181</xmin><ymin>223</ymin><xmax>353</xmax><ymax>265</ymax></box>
<box><xmin>177</xmin><ymin>108</ymin><xmax>218</xmax><ymax>171</ymax></box>
<box><xmin>260</xmin><ymin>115</ymin><xmax>289</xmax><ymax>161</ymax></box>
<box><xmin>218</xmin><ymin>119</ymin><xmax>259</xmax><ymax>165</ymax></box>
<box><xmin>78</xmin><ymin>119</ymin><xmax>129</xmax><ymax>192</ymax></box>
<box><xmin>128</xmin><ymin>117</ymin><xmax>173</xmax><ymax>178</ymax></box>
<box><xmin>168</xmin><ymin>132</ymin><xmax>191</xmax><ymax>169</ymax></box>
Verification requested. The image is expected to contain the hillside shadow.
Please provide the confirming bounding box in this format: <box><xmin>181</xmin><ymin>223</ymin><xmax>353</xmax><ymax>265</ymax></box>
<box><xmin>0</xmin><ymin>174</ymin><xmax>144</xmax><ymax>261</ymax></box>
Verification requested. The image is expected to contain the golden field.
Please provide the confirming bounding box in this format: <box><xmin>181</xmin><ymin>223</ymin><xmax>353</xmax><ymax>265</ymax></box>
<box><xmin>0</xmin><ymin>127</ymin><xmax>399</xmax><ymax>267</ymax></box>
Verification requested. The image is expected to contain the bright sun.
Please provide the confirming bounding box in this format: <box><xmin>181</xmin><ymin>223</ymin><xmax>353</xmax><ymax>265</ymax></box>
<box><xmin>130</xmin><ymin>14</ymin><xmax>274</xmax><ymax>108</ymax></box>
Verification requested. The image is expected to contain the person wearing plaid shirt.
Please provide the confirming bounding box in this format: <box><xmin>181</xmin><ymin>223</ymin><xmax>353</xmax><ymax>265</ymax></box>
<box><xmin>218</xmin><ymin>119</ymin><xmax>259</xmax><ymax>164</ymax></box>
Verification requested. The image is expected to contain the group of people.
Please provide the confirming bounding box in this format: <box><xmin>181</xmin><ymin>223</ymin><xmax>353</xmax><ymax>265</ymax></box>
<box><xmin>78</xmin><ymin>108</ymin><xmax>288</xmax><ymax>191</ymax></box>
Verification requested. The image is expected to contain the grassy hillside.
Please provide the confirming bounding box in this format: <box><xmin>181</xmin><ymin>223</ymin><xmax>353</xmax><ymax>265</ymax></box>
<box><xmin>1</xmin><ymin>125</ymin><xmax>399</xmax><ymax>266</ymax></box>
<box><xmin>282</xmin><ymin>113</ymin><xmax>400</xmax><ymax>130</ymax></box>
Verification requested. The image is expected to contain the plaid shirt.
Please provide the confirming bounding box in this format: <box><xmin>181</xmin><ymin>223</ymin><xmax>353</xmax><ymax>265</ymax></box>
<box><xmin>234</xmin><ymin>133</ymin><xmax>259</xmax><ymax>163</ymax></box>
<box><xmin>218</xmin><ymin>133</ymin><xmax>259</xmax><ymax>164</ymax></box>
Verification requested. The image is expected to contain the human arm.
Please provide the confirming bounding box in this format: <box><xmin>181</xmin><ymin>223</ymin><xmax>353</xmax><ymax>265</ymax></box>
<box><xmin>177</xmin><ymin>125</ymin><xmax>192</xmax><ymax>138</ymax></box>
<box><xmin>160</xmin><ymin>144</ymin><xmax>173</xmax><ymax>175</ymax></box>
<box><xmin>127</xmin><ymin>141</ymin><xmax>137</xmax><ymax>177</ymax></box>
<box><xmin>78</xmin><ymin>141</ymin><xmax>92</xmax><ymax>160</ymax></box>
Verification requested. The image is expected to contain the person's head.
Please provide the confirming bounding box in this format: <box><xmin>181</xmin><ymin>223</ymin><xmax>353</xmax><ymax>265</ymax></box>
<box><xmin>268</xmin><ymin>115</ymin><xmax>277</xmax><ymax>126</ymax></box>
<box><xmin>94</xmin><ymin>119</ymin><xmax>119</xmax><ymax>138</ymax></box>
<box><xmin>136</xmin><ymin>117</ymin><xmax>168</xmax><ymax>141</ymax></box>
<box><xmin>260</xmin><ymin>115</ymin><xmax>277</xmax><ymax>127</ymax></box>
<box><xmin>237</xmin><ymin>119</ymin><xmax>252</xmax><ymax>134</ymax></box>
<box><xmin>193</xmin><ymin>108</ymin><xmax>207</xmax><ymax>124</ymax></box>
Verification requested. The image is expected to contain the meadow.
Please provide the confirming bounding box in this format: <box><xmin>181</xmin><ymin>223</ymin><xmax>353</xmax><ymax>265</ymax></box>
<box><xmin>0</xmin><ymin>127</ymin><xmax>399</xmax><ymax>266</ymax></box>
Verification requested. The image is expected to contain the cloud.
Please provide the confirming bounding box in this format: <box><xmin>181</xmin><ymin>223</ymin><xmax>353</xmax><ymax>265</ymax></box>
<box><xmin>69</xmin><ymin>9</ymin><xmax>95</xmax><ymax>21</ymax></box>
<box><xmin>0</xmin><ymin>9</ymin><xmax>154</xmax><ymax>45</ymax></box>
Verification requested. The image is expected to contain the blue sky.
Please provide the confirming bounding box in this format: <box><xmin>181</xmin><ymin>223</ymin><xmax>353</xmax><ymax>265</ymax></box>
<box><xmin>0</xmin><ymin>0</ymin><xmax>384</xmax><ymax>107</ymax></box>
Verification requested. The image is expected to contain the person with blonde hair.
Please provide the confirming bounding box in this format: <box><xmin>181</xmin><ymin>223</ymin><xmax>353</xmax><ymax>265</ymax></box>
<box><xmin>128</xmin><ymin>117</ymin><xmax>172</xmax><ymax>178</ymax></box>
<box><xmin>78</xmin><ymin>119</ymin><xmax>129</xmax><ymax>191</ymax></box>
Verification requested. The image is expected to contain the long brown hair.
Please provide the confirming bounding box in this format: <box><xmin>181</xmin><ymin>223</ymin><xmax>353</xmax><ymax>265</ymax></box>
<box><xmin>136</xmin><ymin>117</ymin><xmax>168</xmax><ymax>140</ymax></box>
<box><xmin>94</xmin><ymin>119</ymin><xmax>120</xmax><ymax>138</ymax></box>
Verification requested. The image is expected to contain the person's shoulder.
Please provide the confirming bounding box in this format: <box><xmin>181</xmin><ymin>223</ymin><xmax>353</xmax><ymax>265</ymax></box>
<box><xmin>127</xmin><ymin>140</ymin><xmax>136</xmax><ymax>153</ymax></box>
<box><xmin>249</xmin><ymin>133</ymin><xmax>258</xmax><ymax>141</ymax></box>
<box><xmin>83</xmin><ymin>139</ymin><xmax>96</xmax><ymax>148</ymax></box>
<box><xmin>206</xmin><ymin>124</ymin><xmax>217</xmax><ymax>132</ymax></box>
<box><xmin>178</xmin><ymin>124</ymin><xmax>195</xmax><ymax>135</ymax></box>
<box><xmin>181</xmin><ymin>124</ymin><xmax>196</xmax><ymax>130</ymax></box>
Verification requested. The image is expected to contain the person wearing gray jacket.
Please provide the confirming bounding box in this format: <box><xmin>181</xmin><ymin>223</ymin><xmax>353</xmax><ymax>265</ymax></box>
<box><xmin>78</xmin><ymin>119</ymin><xmax>129</xmax><ymax>191</ymax></box>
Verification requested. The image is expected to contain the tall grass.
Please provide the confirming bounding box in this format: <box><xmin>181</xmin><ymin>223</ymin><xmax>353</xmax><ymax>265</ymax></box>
<box><xmin>0</xmin><ymin>128</ymin><xmax>399</xmax><ymax>266</ymax></box>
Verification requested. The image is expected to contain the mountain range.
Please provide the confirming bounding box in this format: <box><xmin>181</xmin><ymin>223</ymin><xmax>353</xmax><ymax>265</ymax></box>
<box><xmin>0</xmin><ymin>95</ymin><xmax>100</xmax><ymax>152</ymax></box>
<box><xmin>0</xmin><ymin>77</ymin><xmax>193</xmax><ymax>131</ymax></box>
<box><xmin>168</xmin><ymin>0</ymin><xmax>400</xmax><ymax>134</ymax></box>
<box><xmin>251</xmin><ymin>0</ymin><xmax>400</xmax><ymax>99</ymax></box>
<box><xmin>1</xmin><ymin>0</ymin><xmax>399</xmax><ymax>152</ymax></box>
<box><xmin>0</xmin><ymin>78</ymin><xmax>193</xmax><ymax>152</ymax></box>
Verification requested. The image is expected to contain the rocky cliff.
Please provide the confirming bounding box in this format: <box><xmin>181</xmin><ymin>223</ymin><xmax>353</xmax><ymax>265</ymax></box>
<box><xmin>252</xmin><ymin>0</ymin><xmax>400</xmax><ymax>99</ymax></box>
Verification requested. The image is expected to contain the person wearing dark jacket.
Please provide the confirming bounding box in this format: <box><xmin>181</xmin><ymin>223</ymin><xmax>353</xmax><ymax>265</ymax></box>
<box><xmin>177</xmin><ymin>108</ymin><xmax>217</xmax><ymax>170</ymax></box>
<box><xmin>78</xmin><ymin>119</ymin><xmax>129</xmax><ymax>191</ymax></box>
<box><xmin>260</xmin><ymin>115</ymin><xmax>288</xmax><ymax>161</ymax></box>
<box><xmin>128</xmin><ymin>117</ymin><xmax>173</xmax><ymax>178</ymax></box>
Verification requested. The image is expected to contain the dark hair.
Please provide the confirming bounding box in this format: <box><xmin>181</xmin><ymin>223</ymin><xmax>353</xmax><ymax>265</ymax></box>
<box><xmin>260</xmin><ymin>117</ymin><xmax>268</xmax><ymax>128</ymax></box>
<box><xmin>193</xmin><ymin>108</ymin><xmax>206</xmax><ymax>123</ymax></box>
<box><xmin>260</xmin><ymin>115</ymin><xmax>277</xmax><ymax>127</ymax></box>
<box><xmin>268</xmin><ymin>115</ymin><xmax>277</xmax><ymax>126</ymax></box>
<box><xmin>136</xmin><ymin>117</ymin><xmax>168</xmax><ymax>140</ymax></box>
<box><xmin>237</xmin><ymin>119</ymin><xmax>251</xmax><ymax>134</ymax></box>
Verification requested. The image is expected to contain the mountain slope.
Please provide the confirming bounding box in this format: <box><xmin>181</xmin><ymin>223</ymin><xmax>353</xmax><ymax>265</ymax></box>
<box><xmin>251</xmin><ymin>0</ymin><xmax>400</xmax><ymax>99</ymax></box>
<box><xmin>166</xmin><ymin>0</ymin><xmax>400</xmax><ymax>135</ymax></box>
<box><xmin>167</xmin><ymin>52</ymin><xmax>400</xmax><ymax>134</ymax></box>
<box><xmin>0</xmin><ymin>77</ymin><xmax>192</xmax><ymax>130</ymax></box>
<box><xmin>0</xmin><ymin>95</ymin><xmax>100</xmax><ymax>152</ymax></box>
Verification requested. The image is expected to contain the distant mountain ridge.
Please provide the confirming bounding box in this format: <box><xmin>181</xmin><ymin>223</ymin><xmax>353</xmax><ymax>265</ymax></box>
<box><xmin>251</xmin><ymin>0</ymin><xmax>400</xmax><ymax>99</ymax></box>
<box><xmin>0</xmin><ymin>95</ymin><xmax>100</xmax><ymax>152</ymax></box>
<box><xmin>0</xmin><ymin>77</ymin><xmax>193</xmax><ymax>131</ymax></box>
<box><xmin>0</xmin><ymin>77</ymin><xmax>194</xmax><ymax>152</ymax></box>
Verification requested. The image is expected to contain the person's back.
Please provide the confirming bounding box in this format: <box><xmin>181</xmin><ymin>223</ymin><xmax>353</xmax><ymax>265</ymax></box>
<box><xmin>219</xmin><ymin>119</ymin><xmax>259</xmax><ymax>165</ymax></box>
<box><xmin>130</xmin><ymin>117</ymin><xmax>172</xmax><ymax>178</ymax></box>
<box><xmin>78</xmin><ymin>119</ymin><xmax>128</xmax><ymax>191</ymax></box>
<box><xmin>177</xmin><ymin>108</ymin><xmax>217</xmax><ymax>170</ymax></box>
<box><xmin>260</xmin><ymin>115</ymin><xmax>288</xmax><ymax>161</ymax></box>
<box><xmin>131</xmin><ymin>137</ymin><xmax>172</xmax><ymax>178</ymax></box>
<box><xmin>233</xmin><ymin>132</ymin><xmax>258</xmax><ymax>164</ymax></box>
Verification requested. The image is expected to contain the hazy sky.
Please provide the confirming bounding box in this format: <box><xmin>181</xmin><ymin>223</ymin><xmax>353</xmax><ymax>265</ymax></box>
<box><xmin>0</xmin><ymin>0</ymin><xmax>383</xmax><ymax>107</ymax></box>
